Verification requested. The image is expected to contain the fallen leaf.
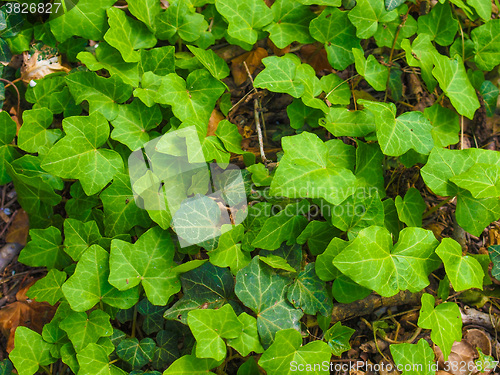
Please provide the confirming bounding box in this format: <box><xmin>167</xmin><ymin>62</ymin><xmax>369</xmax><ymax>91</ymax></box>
<box><xmin>267</xmin><ymin>38</ymin><xmax>290</xmax><ymax>56</ymax></box>
<box><xmin>20</xmin><ymin>47</ymin><xmax>70</xmax><ymax>84</ymax></box>
<box><xmin>434</xmin><ymin>341</ymin><xmax>475</xmax><ymax>375</ymax></box>
<box><xmin>231</xmin><ymin>47</ymin><xmax>268</xmax><ymax>86</ymax></box>
<box><xmin>299</xmin><ymin>44</ymin><xmax>332</xmax><ymax>74</ymax></box>
<box><xmin>463</xmin><ymin>328</ymin><xmax>491</xmax><ymax>356</ymax></box>
<box><xmin>207</xmin><ymin>109</ymin><xmax>225</xmax><ymax>136</ymax></box>
<box><xmin>5</xmin><ymin>209</ymin><xmax>29</xmax><ymax>246</ymax></box>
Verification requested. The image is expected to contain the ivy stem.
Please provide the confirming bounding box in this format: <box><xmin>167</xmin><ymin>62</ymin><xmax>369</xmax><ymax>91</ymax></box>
<box><xmin>324</xmin><ymin>74</ymin><xmax>359</xmax><ymax>103</ymax></box>
<box><xmin>40</xmin><ymin>366</ymin><xmax>51</xmax><ymax>375</ymax></box>
<box><xmin>0</xmin><ymin>78</ymin><xmax>21</xmax><ymax>121</ymax></box>
<box><xmin>131</xmin><ymin>303</ymin><xmax>138</xmax><ymax>338</ymax></box>
<box><xmin>422</xmin><ymin>195</ymin><xmax>454</xmax><ymax>219</ymax></box>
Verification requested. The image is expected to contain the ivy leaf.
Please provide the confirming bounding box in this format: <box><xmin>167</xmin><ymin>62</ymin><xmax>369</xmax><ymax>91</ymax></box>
<box><xmin>209</xmin><ymin>225</ymin><xmax>251</xmax><ymax>275</ymax></box>
<box><xmin>254</xmin><ymin>55</ymin><xmax>304</xmax><ymax>98</ymax></box>
<box><xmin>19</xmin><ymin>227</ymin><xmax>72</xmax><ymax>270</ymax></box>
<box><xmin>157</xmin><ymin>70</ymin><xmax>225</xmax><ymax>124</ymax></box>
<box><xmin>60</xmin><ymin>310</ymin><xmax>113</xmax><ymax>352</ymax></box>
<box><xmin>417</xmin><ymin>293</ymin><xmax>462</xmax><ymax>360</ymax></box>
<box><xmin>62</xmin><ymin>245</ymin><xmax>139</xmax><ymax>312</ymax></box>
<box><xmin>258</xmin><ymin>328</ymin><xmax>331</xmax><ymax>374</ymax></box>
<box><xmin>26</xmin><ymin>269</ymin><xmax>66</xmax><ymax>305</ymax></box>
<box><xmin>450</xmin><ymin>163</ymin><xmax>500</xmax><ymax>199</ymax></box>
<box><xmin>352</xmin><ymin>48</ymin><xmax>388</xmax><ymax>91</ymax></box>
<box><xmin>316</xmin><ymin>238</ymin><xmax>349</xmax><ymax>281</ymax></box>
<box><xmin>226</xmin><ymin>313</ymin><xmax>265</xmax><ymax>357</ymax></box>
<box><xmin>137</xmin><ymin>299</ymin><xmax>167</xmax><ymax>335</ymax></box>
<box><xmin>18</xmin><ymin>108</ymin><xmax>61</xmax><ymax>154</ymax></box>
<box><xmin>65</xmin><ymin>71</ymin><xmax>133</xmax><ymax>121</ymax></box>
<box><xmin>435</xmin><ymin>238</ymin><xmax>484</xmax><ymax>291</ymax></box>
<box><xmin>401</xmin><ymin>34</ymin><xmax>438</xmax><ymax>92</ymax></box>
<box><xmin>417</xmin><ymin>2</ymin><xmax>458</xmax><ymax>46</ymax></box>
<box><xmin>109</xmin><ymin>227</ymin><xmax>179</xmax><ymax>306</ymax></box>
<box><xmin>333</xmin><ymin>226</ymin><xmax>440</xmax><ymax>297</ymax></box>
<box><xmin>187</xmin><ymin>45</ymin><xmax>230</xmax><ymax>80</ymax></box>
<box><xmin>127</xmin><ymin>0</ymin><xmax>161</xmax><ymax>31</ymax></box>
<box><xmin>348</xmin><ymin>0</ymin><xmax>398</xmax><ymax>39</ymax></box>
<box><xmin>215</xmin><ymin>0</ymin><xmax>273</xmax><ymax>45</ymax></box>
<box><xmin>355</xmin><ymin>141</ymin><xmax>386</xmax><ymax>197</ymax></box>
<box><xmin>395</xmin><ymin>188</ymin><xmax>426</xmax><ymax>227</ymax></box>
<box><xmin>215</xmin><ymin>120</ymin><xmax>244</xmax><ymax>154</ymax></box>
<box><xmin>295</xmin><ymin>64</ymin><xmax>328</xmax><ymax>113</ymax></box>
<box><xmin>140</xmin><ymin>46</ymin><xmax>175</xmax><ymax>76</ymax></box>
<box><xmin>472</xmin><ymin>19</ymin><xmax>500</xmax><ymax>71</ymax></box>
<box><xmin>374</xmin><ymin>5</ymin><xmax>417</xmax><ymax>49</ymax></box>
<box><xmin>153</xmin><ymin>330</ymin><xmax>179</xmax><ymax>368</ymax></box>
<box><xmin>269</xmin><ymin>131</ymin><xmax>357</xmax><ymax>205</ymax></box>
<box><xmin>390</xmin><ymin>338</ymin><xmax>435</xmax><ymax>375</ymax></box>
<box><xmin>163</xmin><ymin>355</ymin><xmax>221</xmax><ymax>375</ymax></box>
<box><xmin>424</xmin><ymin>103</ymin><xmax>459</xmax><ymax>148</ymax></box>
<box><xmin>296</xmin><ymin>221</ymin><xmax>338</xmax><ymax>255</ymax></box>
<box><xmin>489</xmin><ymin>245</ymin><xmax>500</xmax><ymax>280</ymax></box>
<box><xmin>0</xmin><ymin>111</ymin><xmax>20</xmax><ymax>184</ymax></box>
<box><xmin>385</xmin><ymin>0</ymin><xmax>406</xmax><ymax>11</ymax></box>
<box><xmin>287</xmin><ymin>99</ymin><xmax>324</xmax><ymax>129</ymax></box>
<box><xmin>63</xmin><ymin>218</ymin><xmax>102</xmax><ymax>261</ymax></box>
<box><xmin>77</xmin><ymin>42</ymin><xmax>140</xmax><ymax>87</ymax></box>
<box><xmin>235</xmin><ymin>257</ymin><xmax>303</xmax><ymax>348</ymax></box>
<box><xmin>188</xmin><ymin>304</ymin><xmax>242</xmax><ymax>361</ymax></box>
<box><xmin>324</xmin><ymin>322</ymin><xmax>355</xmax><ymax>356</ymax></box>
<box><xmin>77</xmin><ymin>343</ymin><xmax>125</xmax><ymax>375</ymax></box>
<box><xmin>320</xmin><ymin>74</ymin><xmax>351</xmax><ymax>105</ymax></box>
<box><xmin>264</xmin><ymin>0</ymin><xmax>315</xmax><ymax>49</ymax></box>
<box><xmin>480</xmin><ymin>80</ymin><xmax>499</xmax><ymax>117</ymax></box>
<box><xmin>117</xmin><ymin>338</ymin><xmax>156</xmax><ymax>370</ymax></box>
<box><xmin>260</xmin><ymin>255</ymin><xmax>296</xmax><ymax>273</ymax></box>
<box><xmin>100</xmin><ymin>173</ymin><xmax>152</xmax><ymax>237</ymax></box>
<box><xmin>322</xmin><ymin>108</ymin><xmax>375</xmax><ymax>137</ymax></box>
<box><xmin>49</xmin><ymin>0</ymin><xmax>116</xmax><ymax>42</ymax></box>
<box><xmin>134</xmin><ymin>72</ymin><xmax>163</xmax><ymax>107</ymax></box>
<box><xmin>10</xmin><ymin>327</ymin><xmax>55</xmax><ymax>375</ymax></box>
<box><xmin>287</xmin><ymin>263</ymin><xmax>333</xmax><ymax>316</ymax></box>
<box><xmin>104</xmin><ymin>8</ymin><xmax>157</xmax><ymax>63</ymax></box>
<box><xmin>360</xmin><ymin>100</ymin><xmax>434</xmax><ymax>157</ymax></box>
<box><xmin>432</xmin><ymin>53</ymin><xmax>479</xmax><ymax>120</ymax></box>
<box><xmin>456</xmin><ymin>191</ymin><xmax>500</xmax><ymax>237</ymax></box>
<box><xmin>41</xmin><ymin>112</ymin><xmax>123</xmax><ymax>196</ymax></box>
<box><xmin>298</xmin><ymin>0</ymin><xmax>340</xmax><ymax>4</ymax></box>
<box><xmin>309</xmin><ymin>8</ymin><xmax>361</xmax><ymax>71</ymax></box>
<box><xmin>164</xmin><ymin>263</ymin><xmax>234</xmax><ymax>324</ymax></box>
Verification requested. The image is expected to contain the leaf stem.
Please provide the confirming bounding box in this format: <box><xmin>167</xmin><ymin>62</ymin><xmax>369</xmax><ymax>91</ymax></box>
<box><xmin>131</xmin><ymin>303</ymin><xmax>138</xmax><ymax>338</ymax></box>
<box><xmin>422</xmin><ymin>195</ymin><xmax>454</xmax><ymax>219</ymax></box>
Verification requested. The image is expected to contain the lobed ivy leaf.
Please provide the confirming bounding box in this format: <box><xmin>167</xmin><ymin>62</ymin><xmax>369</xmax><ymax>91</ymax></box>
<box><xmin>417</xmin><ymin>293</ymin><xmax>462</xmax><ymax>360</ymax></box>
<box><xmin>10</xmin><ymin>327</ymin><xmax>55</xmax><ymax>375</ymax></box>
<box><xmin>424</xmin><ymin>103</ymin><xmax>460</xmax><ymax>148</ymax></box>
<box><xmin>287</xmin><ymin>263</ymin><xmax>333</xmax><ymax>316</ymax></box>
<box><xmin>390</xmin><ymin>338</ymin><xmax>435</xmax><ymax>375</ymax></box>
<box><xmin>215</xmin><ymin>120</ymin><xmax>244</xmax><ymax>154</ymax></box>
<box><xmin>127</xmin><ymin>0</ymin><xmax>161</xmax><ymax>31</ymax></box>
<box><xmin>450</xmin><ymin>163</ymin><xmax>500</xmax><ymax>199</ymax></box>
<box><xmin>258</xmin><ymin>328</ymin><xmax>331</xmax><ymax>374</ymax></box>
<box><xmin>322</xmin><ymin>108</ymin><xmax>375</xmax><ymax>137</ymax></box>
<box><xmin>109</xmin><ymin>227</ymin><xmax>180</xmax><ymax>306</ymax></box>
<box><xmin>27</xmin><ymin>269</ymin><xmax>66</xmax><ymax>305</ymax></box>
<box><xmin>117</xmin><ymin>338</ymin><xmax>156</xmax><ymax>370</ymax></box>
<box><xmin>260</xmin><ymin>255</ymin><xmax>296</xmax><ymax>273</ymax></box>
<box><xmin>62</xmin><ymin>245</ymin><xmax>139</xmax><ymax>312</ymax></box>
<box><xmin>334</xmin><ymin>226</ymin><xmax>440</xmax><ymax>297</ymax></box>
<box><xmin>153</xmin><ymin>330</ymin><xmax>179</xmax><ymax>368</ymax></box>
<box><xmin>137</xmin><ymin>299</ymin><xmax>167</xmax><ymax>335</ymax></box>
<box><xmin>296</xmin><ymin>220</ymin><xmax>338</xmax><ymax>255</ymax></box>
<box><xmin>385</xmin><ymin>0</ymin><xmax>405</xmax><ymax>11</ymax></box>
<box><xmin>260</xmin><ymin>243</ymin><xmax>303</xmax><ymax>272</ymax></box>
<box><xmin>401</xmin><ymin>34</ymin><xmax>438</xmax><ymax>92</ymax></box>
<box><xmin>235</xmin><ymin>257</ymin><xmax>303</xmax><ymax>348</ymax></box>
<box><xmin>215</xmin><ymin>0</ymin><xmax>273</xmax><ymax>45</ymax></box>
<box><xmin>320</xmin><ymin>74</ymin><xmax>351</xmax><ymax>105</ymax></box>
<box><xmin>187</xmin><ymin>45</ymin><xmax>230</xmax><ymax>80</ymax></box>
<box><xmin>0</xmin><ymin>111</ymin><xmax>20</xmax><ymax>184</ymax></box>
<box><xmin>60</xmin><ymin>310</ymin><xmax>113</xmax><ymax>352</ymax></box>
<box><xmin>374</xmin><ymin>5</ymin><xmax>417</xmax><ymax>49</ymax></box>
<box><xmin>63</xmin><ymin>218</ymin><xmax>102</xmax><ymax>261</ymax></box>
<box><xmin>355</xmin><ymin>141</ymin><xmax>386</xmax><ymax>197</ymax></box>
<box><xmin>395</xmin><ymin>188</ymin><xmax>426</xmax><ymax>227</ymax></box>
<box><xmin>352</xmin><ymin>48</ymin><xmax>388</xmax><ymax>91</ymax></box>
<box><xmin>316</xmin><ymin>238</ymin><xmax>348</xmax><ymax>282</ymax></box>
<box><xmin>417</xmin><ymin>2</ymin><xmax>458</xmax><ymax>46</ymax></box>
<box><xmin>436</xmin><ymin>238</ymin><xmax>484</xmax><ymax>291</ymax></box>
<box><xmin>456</xmin><ymin>191</ymin><xmax>500</xmax><ymax>237</ymax></box>
<box><xmin>480</xmin><ymin>80</ymin><xmax>499</xmax><ymax>117</ymax></box>
<box><xmin>209</xmin><ymin>225</ymin><xmax>250</xmax><ymax>275</ymax></box>
<box><xmin>163</xmin><ymin>355</ymin><xmax>221</xmax><ymax>375</ymax></box>
<box><xmin>348</xmin><ymin>0</ymin><xmax>398</xmax><ymax>39</ymax></box>
<box><xmin>296</xmin><ymin>64</ymin><xmax>329</xmax><ymax>113</ymax></box>
<box><xmin>254</xmin><ymin>55</ymin><xmax>304</xmax><ymax>98</ymax></box>
<box><xmin>140</xmin><ymin>46</ymin><xmax>175</xmax><ymax>76</ymax></box>
<box><xmin>77</xmin><ymin>343</ymin><xmax>125</xmax><ymax>375</ymax></box>
<box><xmin>18</xmin><ymin>108</ymin><xmax>61</xmax><ymax>154</ymax></box>
<box><xmin>41</xmin><ymin>112</ymin><xmax>123</xmax><ymax>196</ymax></box>
<box><xmin>324</xmin><ymin>322</ymin><xmax>355</xmax><ymax>356</ymax></box>
<box><xmin>472</xmin><ymin>19</ymin><xmax>500</xmax><ymax>71</ymax></box>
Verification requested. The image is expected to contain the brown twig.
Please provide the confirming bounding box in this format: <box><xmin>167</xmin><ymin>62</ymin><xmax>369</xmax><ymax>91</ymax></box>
<box><xmin>0</xmin><ymin>78</ymin><xmax>21</xmax><ymax>121</ymax></box>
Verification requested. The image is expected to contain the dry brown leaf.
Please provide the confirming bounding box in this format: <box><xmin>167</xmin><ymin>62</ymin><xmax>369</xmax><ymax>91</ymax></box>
<box><xmin>464</xmin><ymin>328</ymin><xmax>491</xmax><ymax>356</ymax></box>
<box><xmin>299</xmin><ymin>44</ymin><xmax>332</xmax><ymax>74</ymax></box>
<box><xmin>434</xmin><ymin>341</ymin><xmax>475</xmax><ymax>375</ymax></box>
<box><xmin>207</xmin><ymin>109</ymin><xmax>225</xmax><ymax>136</ymax></box>
<box><xmin>267</xmin><ymin>38</ymin><xmax>290</xmax><ymax>56</ymax></box>
<box><xmin>5</xmin><ymin>209</ymin><xmax>29</xmax><ymax>246</ymax></box>
<box><xmin>426</xmin><ymin>223</ymin><xmax>445</xmax><ymax>241</ymax></box>
<box><xmin>20</xmin><ymin>49</ymin><xmax>70</xmax><ymax>84</ymax></box>
<box><xmin>0</xmin><ymin>279</ymin><xmax>57</xmax><ymax>352</ymax></box>
<box><xmin>231</xmin><ymin>47</ymin><xmax>268</xmax><ymax>86</ymax></box>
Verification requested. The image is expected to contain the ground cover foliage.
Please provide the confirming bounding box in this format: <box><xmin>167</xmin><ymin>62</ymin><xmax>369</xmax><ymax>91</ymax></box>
<box><xmin>0</xmin><ymin>0</ymin><xmax>499</xmax><ymax>374</ymax></box>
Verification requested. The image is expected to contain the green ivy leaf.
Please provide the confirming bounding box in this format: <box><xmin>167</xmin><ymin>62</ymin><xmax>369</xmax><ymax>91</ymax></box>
<box><xmin>18</xmin><ymin>108</ymin><xmax>61</xmax><ymax>154</ymax></box>
<box><xmin>355</xmin><ymin>141</ymin><xmax>385</xmax><ymax>197</ymax></box>
<box><xmin>489</xmin><ymin>245</ymin><xmax>500</xmax><ymax>280</ymax></box>
<box><xmin>353</xmin><ymin>48</ymin><xmax>388</xmax><ymax>91</ymax></box>
<box><xmin>432</xmin><ymin>53</ymin><xmax>479</xmax><ymax>120</ymax></box>
<box><xmin>260</xmin><ymin>255</ymin><xmax>296</xmax><ymax>273</ymax></box>
<box><xmin>164</xmin><ymin>262</ymin><xmax>233</xmax><ymax>323</ymax></box>
<box><xmin>360</xmin><ymin>100</ymin><xmax>434</xmax><ymax>157</ymax></box>
<box><xmin>295</xmin><ymin>64</ymin><xmax>328</xmax><ymax>112</ymax></box>
<box><xmin>117</xmin><ymin>338</ymin><xmax>156</xmax><ymax>370</ymax></box>
<box><xmin>322</xmin><ymin>108</ymin><xmax>375</xmax><ymax>137</ymax></box>
<box><xmin>450</xmin><ymin>163</ymin><xmax>500</xmax><ymax>199</ymax></box>
<box><xmin>60</xmin><ymin>310</ymin><xmax>113</xmax><ymax>352</ymax></box>
<box><xmin>25</xmin><ymin>74</ymin><xmax>80</xmax><ymax>115</ymax></box>
<box><xmin>269</xmin><ymin>131</ymin><xmax>357</xmax><ymax>205</ymax></box>
<box><xmin>215</xmin><ymin>0</ymin><xmax>273</xmax><ymax>45</ymax></box>
<box><xmin>188</xmin><ymin>304</ymin><xmax>242</xmax><ymax>361</ymax></box>
<box><xmin>0</xmin><ymin>111</ymin><xmax>20</xmax><ymax>184</ymax></box>
<box><xmin>390</xmin><ymin>338</ymin><xmax>435</xmax><ymax>375</ymax></box>
<box><xmin>10</xmin><ymin>327</ymin><xmax>55</xmax><ymax>375</ymax></box>
<box><xmin>287</xmin><ymin>99</ymin><xmax>324</xmax><ymax>129</ymax></box>
<box><xmin>480</xmin><ymin>80</ymin><xmax>499</xmax><ymax>117</ymax></box>
<box><xmin>436</xmin><ymin>238</ymin><xmax>484</xmax><ymax>291</ymax></box>
<box><xmin>287</xmin><ymin>263</ymin><xmax>333</xmax><ymax>316</ymax></box>
<box><xmin>401</xmin><ymin>34</ymin><xmax>438</xmax><ymax>92</ymax></box>
<box><xmin>472</xmin><ymin>19</ymin><xmax>500</xmax><ymax>71</ymax></box>
<box><xmin>19</xmin><ymin>227</ymin><xmax>72</xmax><ymax>269</ymax></box>
<box><xmin>395</xmin><ymin>187</ymin><xmax>426</xmax><ymax>227</ymax></box>
<box><xmin>65</xmin><ymin>71</ymin><xmax>133</xmax><ymax>121</ymax></box>
<box><xmin>209</xmin><ymin>225</ymin><xmax>251</xmax><ymax>275</ymax></box>
<box><xmin>26</xmin><ymin>269</ymin><xmax>66</xmax><ymax>305</ymax></box>
<box><xmin>157</xmin><ymin>70</ymin><xmax>225</xmax><ymax>123</ymax></box>
<box><xmin>296</xmin><ymin>221</ymin><xmax>338</xmax><ymax>255</ymax></box>
<box><xmin>41</xmin><ymin>112</ymin><xmax>123</xmax><ymax>195</ymax></box>
<box><xmin>155</xmin><ymin>0</ymin><xmax>207</xmax><ymax>42</ymax></box>
<box><xmin>127</xmin><ymin>0</ymin><xmax>161</xmax><ymax>31</ymax></box>
<box><xmin>417</xmin><ymin>2</ymin><xmax>458</xmax><ymax>46</ymax></box>
<box><xmin>140</xmin><ymin>46</ymin><xmax>175</xmax><ymax>76</ymax></box>
<box><xmin>324</xmin><ymin>322</ymin><xmax>355</xmax><ymax>356</ymax></box>
<box><xmin>258</xmin><ymin>328</ymin><xmax>331</xmax><ymax>374</ymax></box>
<box><xmin>215</xmin><ymin>120</ymin><xmax>244</xmax><ymax>154</ymax></box>
<box><xmin>320</xmin><ymin>74</ymin><xmax>351</xmax><ymax>105</ymax></box>
<box><xmin>254</xmin><ymin>55</ymin><xmax>304</xmax><ymax>98</ymax></box>
<box><xmin>424</xmin><ymin>103</ymin><xmax>460</xmax><ymax>148</ymax></box>
<box><xmin>235</xmin><ymin>257</ymin><xmax>303</xmax><ymax>348</ymax></box>
<box><xmin>334</xmin><ymin>226</ymin><xmax>440</xmax><ymax>297</ymax></box>
<box><xmin>49</xmin><ymin>0</ymin><xmax>116</xmax><ymax>42</ymax></box>
<box><xmin>187</xmin><ymin>45</ymin><xmax>230</xmax><ymax>80</ymax></box>
<box><xmin>348</xmin><ymin>0</ymin><xmax>398</xmax><ymax>39</ymax></box>
<box><xmin>62</xmin><ymin>245</ymin><xmax>139</xmax><ymax>312</ymax></box>
<box><xmin>153</xmin><ymin>330</ymin><xmax>179</xmax><ymax>368</ymax></box>
<box><xmin>309</xmin><ymin>8</ymin><xmax>361</xmax><ymax>71</ymax></box>
<box><xmin>163</xmin><ymin>355</ymin><xmax>221</xmax><ymax>375</ymax></box>
<box><xmin>109</xmin><ymin>227</ymin><xmax>180</xmax><ymax>306</ymax></box>
<box><xmin>137</xmin><ymin>299</ymin><xmax>167</xmax><ymax>335</ymax></box>
<box><xmin>63</xmin><ymin>218</ymin><xmax>102</xmax><ymax>261</ymax></box>
<box><xmin>417</xmin><ymin>293</ymin><xmax>462</xmax><ymax>360</ymax></box>
<box><xmin>456</xmin><ymin>191</ymin><xmax>500</xmax><ymax>237</ymax></box>
<box><xmin>77</xmin><ymin>42</ymin><xmax>140</xmax><ymax>87</ymax></box>
<box><xmin>77</xmin><ymin>343</ymin><xmax>125</xmax><ymax>375</ymax></box>
<box><xmin>316</xmin><ymin>238</ymin><xmax>348</xmax><ymax>281</ymax></box>
<box><xmin>264</xmin><ymin>0</ymin><xmax>315</xmax><ymax>49</ymax></box>
<box><xmin>374</xmin><ymin>5</ymin><xmax>417</xmax><ymax>49</ymax></box>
